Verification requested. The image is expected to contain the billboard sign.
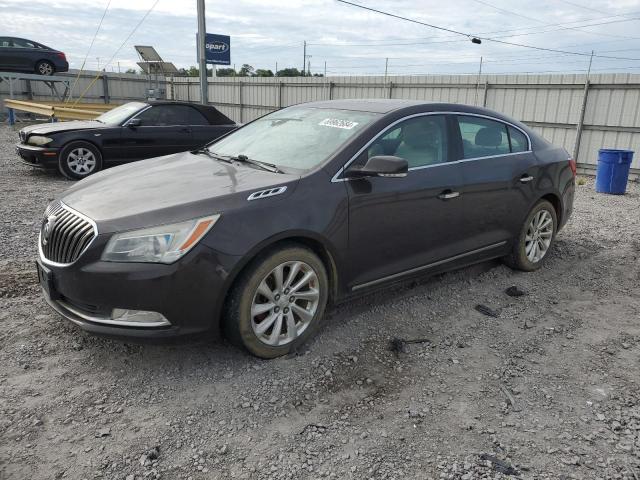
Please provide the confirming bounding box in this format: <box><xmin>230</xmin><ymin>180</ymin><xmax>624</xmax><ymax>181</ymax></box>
<box><xmin>203</xmin><ymin>33</ymin><xmax>230</xmax><ymax>65</ymax></box>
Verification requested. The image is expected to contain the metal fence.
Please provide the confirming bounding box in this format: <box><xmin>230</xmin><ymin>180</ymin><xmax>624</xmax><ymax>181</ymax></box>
<box><xmin>0</xmin><ymin>69</ymin><xmax>167</xmax><ymax>107</ymax></box>
<box><xmin>3</xmin><ymin>70</ymin><xmax>640</xmax><ymax>174</ymax></box>
<box><xmin>167</xmin><ymin>73</ymin><xmax>640</xmax><ymax>173</ymax></box>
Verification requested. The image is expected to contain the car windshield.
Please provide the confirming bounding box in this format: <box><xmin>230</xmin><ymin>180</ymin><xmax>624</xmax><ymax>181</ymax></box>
<box><xmin>208</xmin><ymin>106</ymin><xmax>380</xmax><ymax>171</ymax></box>
<box><xmin>96</xmin><ymin>102</ymin><xmax>148</xmax><ymax>125</ymax></box>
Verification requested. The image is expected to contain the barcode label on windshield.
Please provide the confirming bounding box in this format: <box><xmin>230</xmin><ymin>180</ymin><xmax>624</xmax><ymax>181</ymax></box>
<box><xmin>319</xmin><ymin>118</ymin><xmax>359</xmax><ymax>129</ymax></box>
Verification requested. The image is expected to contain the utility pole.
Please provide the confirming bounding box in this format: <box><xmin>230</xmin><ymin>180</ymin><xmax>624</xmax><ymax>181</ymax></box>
<box><xmin>275</xmin><ymin>61</ymin><xmax>278</xmax><ymax>76</ymax></box>
<box><xmin>474</xmin><ymin>56</ymin><xmax>483</xmax><ymax>106</ymax></box>
<box><xmin>324</xmin><ymin>61</ymin><xmax>326</xmax><ymax>77</ymax></box>
<box><xmin>384</xmin><ymin>57</ymin><xmax>388</xmax><ymax>81</ymax></box>
<box><xmin>197</xmin><ymin>0</ymin><xmax>208</xmax><ymax>104</ymax></box>
<box><xmin>573</xmin><ymin>50</ymin><xmax>594</xmax><ymax>162</ymax></box>
<box><xmin>302</xmin><ymin>41</ymin><xmax>306</xmax><ymax>77</ymax></box>
<box><xmin>307</xmin><ymin>60</ymin><xmax>311</xmax><ymax>76</ymax></box>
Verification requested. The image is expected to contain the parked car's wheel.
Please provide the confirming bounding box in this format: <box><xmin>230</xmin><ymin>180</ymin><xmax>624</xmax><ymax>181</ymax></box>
<box><xmin>35</xmin><ymin>60</ymin><xmax>54</xmax><ymax>76</ymax></box>
<box><xmin>58</xmin><ymin>142</ymin><xmax>103</xmax><ymax>180</ymax></box>
<box><xmin>504</xmin><ymin>199</ymin><xmax>557</xmax><ymax>271</ymax></box>
<box><xmin>224</xmin><ymin>245</ymin><xmax>329</xmax><ymax>358</ymax></box>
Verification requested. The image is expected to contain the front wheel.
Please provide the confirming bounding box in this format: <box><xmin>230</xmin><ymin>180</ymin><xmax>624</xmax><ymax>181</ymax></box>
<box><xmin>58</xmin><ymin>142</ymin><xmax>103</xmax><ymax>180</ymax></box>
<box><xmin>224</xmin><ymin>245</ymin><xmax>329</xmax><ymax>358</ymax></box>
<box><xmin>504</xmin><ymin>199</ymin><xmax>557</xmax><ymax>271</ymax></box>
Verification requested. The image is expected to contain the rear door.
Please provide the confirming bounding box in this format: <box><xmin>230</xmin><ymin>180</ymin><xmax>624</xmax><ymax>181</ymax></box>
<box><xmin>0</xmin><ymin>37</ymin><xmax>19</xmax><ymax>69</ymax></box>
<box><xmin>345</xmin><ymin>114</ymin><xmax>468</xmax><ymax>289</ymax></box>
<box><xmin>453</xmin><ymin>114</ymin><xmax>540</xmax><ymax>249</ymax></box>
<box><xmin>120</xmin><ymin>105</ymin><xmax>195</xmax><ymax>160</ymax></box>
<box><xmin>11</xmin><ymin>38</ymin><xmax>41</xmax><ymax>70</ymax></box>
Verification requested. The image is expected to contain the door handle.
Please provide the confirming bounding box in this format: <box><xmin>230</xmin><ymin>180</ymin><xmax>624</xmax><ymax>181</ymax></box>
<box><xmin>520</xmin><ymin>175</ymin><xmax>534</xmax><ymax>183</ymax></box>
<box><xmin>438</xmin><ymin>190</ymin><xmax>460</xmax><ymax>200</ymax></box>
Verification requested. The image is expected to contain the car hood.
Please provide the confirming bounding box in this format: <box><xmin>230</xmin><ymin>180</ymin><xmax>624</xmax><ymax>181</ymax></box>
<box><xmin>20</xmin><ymin>120</ymin><xmax>109</xmax><ymax>137</ymax></box>
<box><xmin>59</xmin><ymin>151</ymin><xmax>299</xmax><ymax>233</ymax></box>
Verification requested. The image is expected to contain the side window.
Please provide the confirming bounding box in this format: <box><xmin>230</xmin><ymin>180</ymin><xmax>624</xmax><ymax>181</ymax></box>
<box><xmin>366</xmin><ymin>115</ymin><xmax>448</xmax><ymax>168</ymax></box>
<box><xmin>509</xmin><ymin>126</ymin><xmax>528</xmax><ymax>153</ymax></box>
<box><xmin>12</xmin><ymin>39</ymin><xmax>35</xmax><ymax>48</ymax></box>
<box><xmin>181</xmin><ymin>106</ymin><xmax>209</xmax><ymax>125</ymax></box>
<box><xmin>135</xmin><ymin>107</ymin><xmax>161</xmax><ymax>125</ymax></box>
<box><xmin>0</xmin><ymin>38</ymin><xmax>12</xmax><ymax>48</ymax></box>
<box><xmin>457</xmin><ymin>116</ymin><xmax>510</xmax><ymax>159</ymax></box>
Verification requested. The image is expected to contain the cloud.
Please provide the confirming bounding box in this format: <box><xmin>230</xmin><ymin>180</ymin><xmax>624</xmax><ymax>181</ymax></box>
<box><xmin>0</xmin><ymin>0</ymin><xmax>639</xmax><ymax>75</ymax></box>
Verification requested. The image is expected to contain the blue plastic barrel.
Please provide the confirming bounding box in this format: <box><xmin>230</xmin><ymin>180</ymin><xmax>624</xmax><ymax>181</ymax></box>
<box><xmin>595</xmin><ymin>149</ymin><xmax>634</xmax><ymax>195</ymax></box>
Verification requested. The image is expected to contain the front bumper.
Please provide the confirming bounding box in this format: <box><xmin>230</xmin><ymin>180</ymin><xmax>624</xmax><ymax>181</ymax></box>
<box><xmin>16</xmin><ymin>143</ymin><xmax>59</xmax><ymax>168</ymax></box>
<box><xmin>38</xmin><ymin>237</ymin><xmax>241</xmax><ymax>341</ymax></box>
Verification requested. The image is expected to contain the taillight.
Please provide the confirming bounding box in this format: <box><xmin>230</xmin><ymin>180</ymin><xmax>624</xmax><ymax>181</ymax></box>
<box><xmin>568</xmin><ymin>157</ymin><xmax>577</xmax><ymax>177</ymax></box>
<box><xmin>56</xmin><ymin>52</ymin><xmax>66</xmax><ymax>61</ymax></box>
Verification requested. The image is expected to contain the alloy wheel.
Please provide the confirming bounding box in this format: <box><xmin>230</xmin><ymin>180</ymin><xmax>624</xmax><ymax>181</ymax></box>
<box><xmin>250</xmin><ymin>261</ymin><xmax>320</xmax><ymax>346</ymax></box>
<box><xmin>67</xmin><ymin>148</ymin><xmax>96</xmax><ymax>175</ymax></box>
<box><xmin>525</xmin><ymin>209</ymin><xmax>553</xmax><ymax>263</ymax></box>
<box><xmin>39</xmin><ymin>63</ymin><xmax>53</xmax><ymax>75</ymax></box>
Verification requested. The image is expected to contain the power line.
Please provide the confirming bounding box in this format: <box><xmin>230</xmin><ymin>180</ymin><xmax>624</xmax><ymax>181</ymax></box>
<box><xmin>335</xmin><ymin>0</ymin><xmax>640</xmax><ymax>61</ymax></box>
<box><xmin>467</xmin><ymin>0</ymin><xmax>640</xmax><ymax>40</ymax></box>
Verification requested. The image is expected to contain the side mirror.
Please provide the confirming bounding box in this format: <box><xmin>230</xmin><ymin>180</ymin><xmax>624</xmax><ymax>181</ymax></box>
<box><xmin>127</xmin><ymin>118</ymin><xmax>142</xmax><ymax>128</ymax></box>
<box><xmin>346</xmin><ymin>155</ymin><xmax>408</xmax><ymax>179</ymax></box>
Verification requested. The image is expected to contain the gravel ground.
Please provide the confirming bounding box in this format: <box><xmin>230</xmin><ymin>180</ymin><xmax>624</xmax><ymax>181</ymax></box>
<box><xmin>1</xmin><ymin>123</ymin><xmax>640</xmax><ymax>480</ymax></box>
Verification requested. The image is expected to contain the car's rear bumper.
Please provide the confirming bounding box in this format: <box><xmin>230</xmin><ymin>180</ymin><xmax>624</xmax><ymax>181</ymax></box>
<box><xmin>16</xmin><ymin>143</ymin><xmax>59</xmax><ymax>168</ymax></box>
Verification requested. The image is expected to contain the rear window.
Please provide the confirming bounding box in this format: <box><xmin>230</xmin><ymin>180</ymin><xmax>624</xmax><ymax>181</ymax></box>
<box><xmin>457</xmin><ymin>116</ymin><xmax>510</xmax><ymax>159</ymax></box>
<box><xmin>509</xmin><ymin>126</ymin><xmax>528</xmax><ymax>152</ymax></box>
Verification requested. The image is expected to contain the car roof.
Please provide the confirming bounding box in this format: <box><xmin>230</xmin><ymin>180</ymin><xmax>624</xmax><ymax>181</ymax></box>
<box><xmin>302</xmin><ymin>99</ymin><xmax>427</xmax><ymax>114</ymax></box>
<box><xmin>300</xmin><ymin>99</ymin><xmax>533</xmax><ymax>133</ymax></box>
<box><xmin>147</xmin><ymin>100</ymin><xmax>235</xmax><ymax>125</ymax></box>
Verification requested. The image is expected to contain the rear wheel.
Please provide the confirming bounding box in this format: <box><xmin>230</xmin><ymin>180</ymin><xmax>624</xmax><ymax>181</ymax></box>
<box><xmin>35</xmin><ymin>60</ymin><xmax>54</xmax><ymax>76</ymax></box>
<box><xmin>224</xmin><ymin>245</ymin><xmax>329</xmax><ymax>358</ymax></box>
<box><xmin>58</xmin><ymin>142</ymin><xmax>103</xmax><ymax>180</ymax></box>
<box><xmin>504</xmin><ymin>199</ymin><xmax>557</xmax><ymax>271</ymax></box>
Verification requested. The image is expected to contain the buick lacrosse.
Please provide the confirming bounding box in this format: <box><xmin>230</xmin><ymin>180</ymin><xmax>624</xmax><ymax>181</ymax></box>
<box><xmin>36</xmin><ymin>99</ymin><xmax>575</xmax><ymax>358</ymax></box>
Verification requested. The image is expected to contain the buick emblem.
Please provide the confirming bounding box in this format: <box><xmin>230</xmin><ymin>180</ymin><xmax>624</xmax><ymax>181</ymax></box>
<box><xmin>42</xmin><ymin>215</ymin><xmax>57</xmax><ymax>246</ymax></box>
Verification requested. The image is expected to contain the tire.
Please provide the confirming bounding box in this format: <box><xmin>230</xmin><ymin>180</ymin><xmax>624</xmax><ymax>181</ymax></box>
<box><xmin>504</xmin><ymin>199</ymin><xmax>557</xmax><ymax>272</ymax></box>
<box><xmin>224</xmin><ymin>245</ymin><xmax>329</xmax><ymax>359</ymax></box>
<box><xmin>35</xmin><ymin>60</ymin><xmax>54</xmax><ymax>76</ymax></box>
<box><xmin>58</xmin><ymin>142</ymin><xmax>103</xmax><ymax>180</ymax></box>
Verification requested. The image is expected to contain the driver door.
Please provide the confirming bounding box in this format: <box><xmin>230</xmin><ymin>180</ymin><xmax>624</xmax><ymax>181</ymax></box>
<box><xmin>120</xmin><ymin>105</ymin><xmax>195</xmax><ymax>161</ymax></box>
<box><xmin>345</xmin><ymin>114</ymin><xmax>467</xmax><ymax>289</ymax></box>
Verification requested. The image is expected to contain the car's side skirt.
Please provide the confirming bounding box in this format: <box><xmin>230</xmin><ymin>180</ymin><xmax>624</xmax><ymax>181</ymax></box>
<box><xmin>351</xmin><ymin>241</ymin><xmax>508</xmax><ymax>291</ymax></box>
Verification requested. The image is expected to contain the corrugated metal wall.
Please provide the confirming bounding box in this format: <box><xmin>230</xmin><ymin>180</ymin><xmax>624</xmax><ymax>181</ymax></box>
<box><xmin>0</xmin><ymin>69</ymin><xmax>164</xmax><ymax>106</ymax></box>
<box><xmin>168</xmin><ymin>73</ymin><xmax>640</xmax><ymax>170</ymax></box>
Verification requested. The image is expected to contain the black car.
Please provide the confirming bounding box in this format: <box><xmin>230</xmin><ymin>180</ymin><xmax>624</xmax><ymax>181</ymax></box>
<box><xmin>17</xmin><ymin>101</ymin><xmax>238</xmax><ymax>179</ymax></box>
<box><xmin>0</xmin><ymin>36</ymin><xmax>68</xmax><ymax>75</ymax></box>
<box><xmin>36</xmin><ymin>99</ymin><xmax>575</xmax><ymax>358</ymax></box>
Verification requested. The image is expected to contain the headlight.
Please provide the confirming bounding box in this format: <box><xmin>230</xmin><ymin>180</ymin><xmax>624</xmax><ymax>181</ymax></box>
<box><xmin>27</xmin><ymin>135</ymin><xmax>54</xmax><ymax>146</ymax></box>
<box><xmin>101</xmin><ymin>215</ymin><xmax>220</xmax><ymax>264</ymax></box>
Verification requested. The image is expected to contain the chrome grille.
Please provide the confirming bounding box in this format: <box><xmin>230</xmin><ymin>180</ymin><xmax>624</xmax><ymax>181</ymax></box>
<box><xmin>40</xmin><ymin>203</ymin><xmax>96</xmax><ymax>265</ymax></box>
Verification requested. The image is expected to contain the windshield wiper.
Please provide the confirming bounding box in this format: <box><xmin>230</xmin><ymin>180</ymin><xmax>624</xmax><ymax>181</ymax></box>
<box><xmin>193</xmin><ymin>148</ymin><xmax>234</xmax><ymax>164</ymax></box>
<box><xmin>226</xmin><ymin>154</ymin><xmax>284</xmax><ymax>174</ymax></box>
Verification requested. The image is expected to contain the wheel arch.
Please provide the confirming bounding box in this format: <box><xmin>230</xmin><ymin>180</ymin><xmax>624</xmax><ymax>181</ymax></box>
<box><xmin>60</xmin><ymin>138</ymin><xmax>104</xmax><ymax>158</ymax></box>
<box><xmin>540</xmin><ymin>192</ymin><xmax>562</xmax><ymax>227</ymax></box>
<box><xmin>34</xmin><ymin>58</ymin><xmax>55</xmax><ymax>72</ymax></box>
<box><xmin>215</xmin><ymin>232</ymin><xmax>342</xmax><ymax>330</ymax></box>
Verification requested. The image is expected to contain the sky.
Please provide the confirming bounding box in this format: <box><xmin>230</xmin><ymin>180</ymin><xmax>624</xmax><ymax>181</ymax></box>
<box><xmin>1</xmin><ymin>0</ymin><xmax>640</xmax><ymax>76</ymax></box>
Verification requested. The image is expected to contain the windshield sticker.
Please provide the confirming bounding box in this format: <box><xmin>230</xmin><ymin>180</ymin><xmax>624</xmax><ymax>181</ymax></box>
<box><xmin>318</xmin><ymin>118</ymin><xmax>359</xmax><ymax>130</ymax></box>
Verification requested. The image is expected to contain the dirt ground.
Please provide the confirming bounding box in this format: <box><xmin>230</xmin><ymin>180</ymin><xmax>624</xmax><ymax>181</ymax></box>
<box><xmin>1</xmin><ymin>124</ymin><xmax>639</xmax><ymax>480</ymax></box>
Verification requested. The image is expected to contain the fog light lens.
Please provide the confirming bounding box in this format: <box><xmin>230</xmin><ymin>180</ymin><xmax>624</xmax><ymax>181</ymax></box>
<box><xmin>111</xmin><ymin>309</ymin><xmax>170</xmax><ymax>327</ymax></box>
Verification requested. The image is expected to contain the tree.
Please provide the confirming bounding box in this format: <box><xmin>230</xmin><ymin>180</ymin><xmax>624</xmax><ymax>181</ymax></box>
<box><xmin>217</xmin><ymin>68</ymin><xmax>236</xmax><ymax>76</ymax></box>
<box><xmin>238</xmin><ymin>64</ymin><xmax>255</xmax><ymax>77</ymax></box>
<box><xmin>276</xmin><ymin>67</ymin><xmax>302</xmax><ymax>77</ymax></box>
<box><xmin>125</xmin><ymin>68</ymin><xmax>138</xmax><ymax>74</ymax></box>
<box><xmin>255</xmin><ymin>69</ymin><xmax>274</xmax><ymax>77</ymax></box>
